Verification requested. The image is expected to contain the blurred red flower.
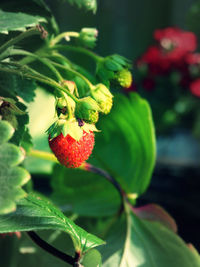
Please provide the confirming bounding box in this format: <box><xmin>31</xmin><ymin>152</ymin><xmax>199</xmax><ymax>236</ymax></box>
<box><xmin>190</xmin><ymin>79</ymin><xmax>200</xmax><ymax>97</ymax></box>
<box><xmin>137</xmin><ymin>27</ymin><xmax>197</xmax><ymax>76</ymax></box>
<box><xmin>154</xmin><ymin>27</ymin><xmax>197</xmax><ymax>62</ymax></box>
<box><xmin>185</xmin><ymin>53</ymin><xmax>200</xmax><ymax>65</ymax></box>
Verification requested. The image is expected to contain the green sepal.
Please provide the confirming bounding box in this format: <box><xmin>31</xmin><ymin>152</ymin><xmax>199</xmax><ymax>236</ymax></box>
<box><xmin>62</xmin><ymin>119</ymin><xmax>83</xmax><ymax>141</ymax></box>
<box><xmin>96</xmin><ymin>54</ymin><xmax>131</xmax><ymax>86</ymax></box>
<box><xmin>78</xmin><ymin>97</ymin><xmax>100</xmax><ymax>111</ymax></box>
<box><xmin>47</xmin><ymin>118</ymin><xmax>83</xmax><ymax>141</ymax></box>
<box><xmin>104</xmin><ymin>59</ymin><xmax>123</xmax><ymax>72</ymax></box>
<box><xmin>77</xmin><ymin>27</ymin><xmax>98</xmax><ymax>49</ymax></box>
<box><xmin>110</xmin><ymin>54</ymin><xmax>132</xmax><ymax>68</ymax></box>
<box><xmin>82</xmin><ymin>122</ymin><xmax>100</xmax><ymax>133</ymax></box>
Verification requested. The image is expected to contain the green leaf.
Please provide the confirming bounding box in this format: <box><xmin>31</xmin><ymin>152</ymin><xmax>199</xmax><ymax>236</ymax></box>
<box><xmin>132</xmin><ymin>204</ymin><xmax>177</xmax><ymax>233</ymax></box>
<box><xmin>51</xmin><ymin>165</ymin><xmax>120</xmax><ymax>217</ymax></box>
<box><xmin>0</xmin><ymin>120</ymin><xmax>30</xmax><ymax>214</ymax></box>
<box><xmin>93</xmin><ymin>93</ymin><xmax>156</xmax><ymax>196</ymax></box>
<box><xmin>99</xmin><ymin>206</ymin><xmax>200</xmax><ymax>267</ymax></box>
<box><xmin>0</xmin><ymin>9</ymin><xmax>46</xmax><ymax>34</ymax></box>
<box><xmin>0</xmin><ymin>193</ymin><xmax>104</xmax><ymax>254</ymax></box>
<box><xmin>0</xmin><ymin>120</ymin><xmax>14</xmax><ymax>144</ymax></box>
<box><xmin>81</xmin><ymin>249</ymin><xmax>102</xmax><ymax>267</ymax></box>
<box><xmin>66</xmin><ymin>0</ymin><xmax>97</xmax><ymax>13</ymax></box>
<box><xmin>0</xmin><ymin>72</ymin><xmax>37</xmax><ymax>103</ymax></box>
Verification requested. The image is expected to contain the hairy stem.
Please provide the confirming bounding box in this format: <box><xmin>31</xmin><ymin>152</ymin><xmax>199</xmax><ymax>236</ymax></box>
<box><xmin>0</xmin><ymin>64</ymin><xmax>78</xmax><ymax>102</ymax></box>
<box><xmin>50</xmin><ymin>32</ymin><xmax>79</xmax><ymax>46</ymax></box>
<box><xmin>7</xmin><ymin>50</ymin><xmax>63</xmax><ymax>81</ymax></box>
<box><xmin>27</xmin><ymin>231</ymin><xmax>75</xmax><ymax>266</ymax></box>
<box><xmin>49</xmin><ymin>60</ymin><xmax>94</xmax><ymax>88</ymax></box>
<box><xmin>50</xmin><ymin>44</ymin><xmax>102</xmax><ymax>62</ymax></box>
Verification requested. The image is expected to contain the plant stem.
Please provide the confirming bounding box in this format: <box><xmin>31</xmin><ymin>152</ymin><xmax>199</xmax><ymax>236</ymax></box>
<box><xmin>49</xmin><ymin>60</ymin><xmax>94</xmax><ymax>88</ymax></box>
<box><xmin>50</xmin><ymin>32</ymin><xmax>79</xmax><ymax>46</ymax></box>
<box><xmin>27</xmin><ymin>231</ymin><xmax>75</xmax><ymax>266</ymax></box>
<box><xmin>28</xmin><ymin>149</ymin><xmax>127</xmax><ymax>210</ymax></box>
<box><xmin>5</xmin><ymin>49</ymin><xmax>63</xmax><ymax>81</ymax></box>
<box><xmin>0</xmin><ymin>64</ymin><xmax>78</xmax><ymax>102</ymax></box>
<box><xmin>27</xmin><ymin>149</ymin><xmax>58</xmax><ymax>163</ymax></box>
<box><xmin>0</xmin><ymin>28</ymin><xmax>40</xmax><ymax>54</ymax></box>
<box><xmin>51</xmin><ymin>44</ymin><xmax>102</xmax><ymax>62</ymax></box>
<box><xmin>81</xmin><ymin>162</ymin><xmax>126</xmax><ymax>211</ymax></box>
<box><xmin>38</xmin><ymin>57</ymin><xmax>63</xmax><ymax>81</ymax></box>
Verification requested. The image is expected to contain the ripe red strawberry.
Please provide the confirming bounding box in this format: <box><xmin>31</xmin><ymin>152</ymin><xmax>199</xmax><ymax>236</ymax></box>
<box><xmin>49</xmin><ymin>131</ymin><xmax>94</xmax><ymax>168</ymax></box>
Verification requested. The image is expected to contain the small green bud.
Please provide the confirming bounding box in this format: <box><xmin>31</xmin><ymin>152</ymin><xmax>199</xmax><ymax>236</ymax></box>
<box><xmin>75</xmin><ymin>97</ymin><xmax>99</xmax><ymax>123</ymax></box>
<box><xmin>61</xmin><ymin>80</ymin><xmax>76</xmax><ymax>93</ymax></box>
<box><xmin>91</xmin><ymin>83</ymin><xmax>113</xmax><ymax>114</ymax></box>
<box><xmin>115</xmin><ymin>69</ymin><xmax>132</xmax><ymax>88</ymax></box>
<box><xmin>78</xmin><ymin>28</ymin><xmax>98</xmax><ymax>48</ymax></box>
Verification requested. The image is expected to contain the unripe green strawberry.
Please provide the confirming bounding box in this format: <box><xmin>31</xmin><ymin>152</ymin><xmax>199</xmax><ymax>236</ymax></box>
<box><xmin>115</xmin><ymin>69</ymin><xmax>132</xmax><ymax>88</ymax></box>
<box><xmin>49</xmin><ymin>131</ymin><xmax>94</xmax><ymax>168</ymax></box>
<box><xmin>75</xmin><ymin>97</ymin><xmax>99</xmax><ymax>123</ymax></box>
<box><xmin>91</xmin><ymin>83</ymin><xmax>113</xmax><ymax>114</ymax></box>
<box><xmin>78</xmin><ymin>28</ymin><xmax>98</xmax><ymax>48</ymax></box>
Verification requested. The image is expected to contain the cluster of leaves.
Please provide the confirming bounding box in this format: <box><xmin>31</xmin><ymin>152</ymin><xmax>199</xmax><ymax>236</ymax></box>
<box><xmin>0</xmin><ymin>0</ymin><xmax>199</xmax><ymax>266</ymax></box>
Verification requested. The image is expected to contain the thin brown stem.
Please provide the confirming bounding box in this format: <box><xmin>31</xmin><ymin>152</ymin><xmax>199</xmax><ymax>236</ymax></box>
<box><xmin>27</xmin><ymin>231</ymin><xmax>76</xmax><ymax>266</ymax></box>
<box><xmin>82</xmin><ymin>162</ymin><xmax>127</xmax><ymax>212</ymax></box>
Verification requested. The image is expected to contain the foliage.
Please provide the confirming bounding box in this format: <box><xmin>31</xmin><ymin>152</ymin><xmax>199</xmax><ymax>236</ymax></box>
<box><xmin>0</xmin><ymin>120</ymin><xmax>30</xmax><ymax>214</ymax></box>
<box><xmin>0</xmin><ymin>0</ymin><xmax>199</xmax><ymax>266</ymax></box>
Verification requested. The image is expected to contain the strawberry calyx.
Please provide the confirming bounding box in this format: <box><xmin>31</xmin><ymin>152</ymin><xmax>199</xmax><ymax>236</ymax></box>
<box><xmin>47</xmin><ymin>117</ymin><xmax>99</xmax><ymax>142</ymax></box>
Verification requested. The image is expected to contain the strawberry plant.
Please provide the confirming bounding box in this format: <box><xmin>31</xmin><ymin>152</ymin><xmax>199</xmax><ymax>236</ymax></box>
<box><xmin>0</xmin><ymin>0</ymin><xmax>200</xmax><ymax>266</ymax></box>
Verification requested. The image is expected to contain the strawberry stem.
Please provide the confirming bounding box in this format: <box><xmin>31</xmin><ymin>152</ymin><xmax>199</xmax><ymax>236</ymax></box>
<box><xmin>27</xmin><ymin>231</ymin><xmax>76</xmax><ymax>266</ymax></box>
<box><xmin>27</xmin><ymin>149</ymin><xmax>128</xmax><ymax>210</ymax></box>
<box><xmin>17</xmin><ymin>51</ymin><xmax>63</xmax><ymax>81</ymax></box>
<box><xmin>50</xmin><ymin>31</ymin><xmax>80</xmax><ymax>46</ymax></box>
<box><xmin>27</xmin><ymin>149</ymin><xmax>58</xmax><ymax>163</ymax></box>
<box><xmin>48</xmin><ymin>60</ymin><xmax>94</xmax><ymax>89</ymax></box>
<box><xmin>81</xmin><ymin>162</ymin><xmax>127</xmax><ymax>212</ymax></box>
<box><xmin>0</xmin><ymin>63</ymin><xmax>78</xmax><ymax>102</ymax></box>
<box><xmin>50</xmin><ymin>44</ymin><xmax>102</xmax><ymax>63</ymax></box>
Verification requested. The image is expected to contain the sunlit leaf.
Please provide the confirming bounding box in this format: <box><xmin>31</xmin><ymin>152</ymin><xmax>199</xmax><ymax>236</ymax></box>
<box><xmin>99</xmin><ymin>205</ymin><xmax>200</xmax><ymax>267</ymax></box>
<box><xmin>0</xmin><ymin>193</ymin><xmax>104</xmax><ymax>254</ymax></box>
